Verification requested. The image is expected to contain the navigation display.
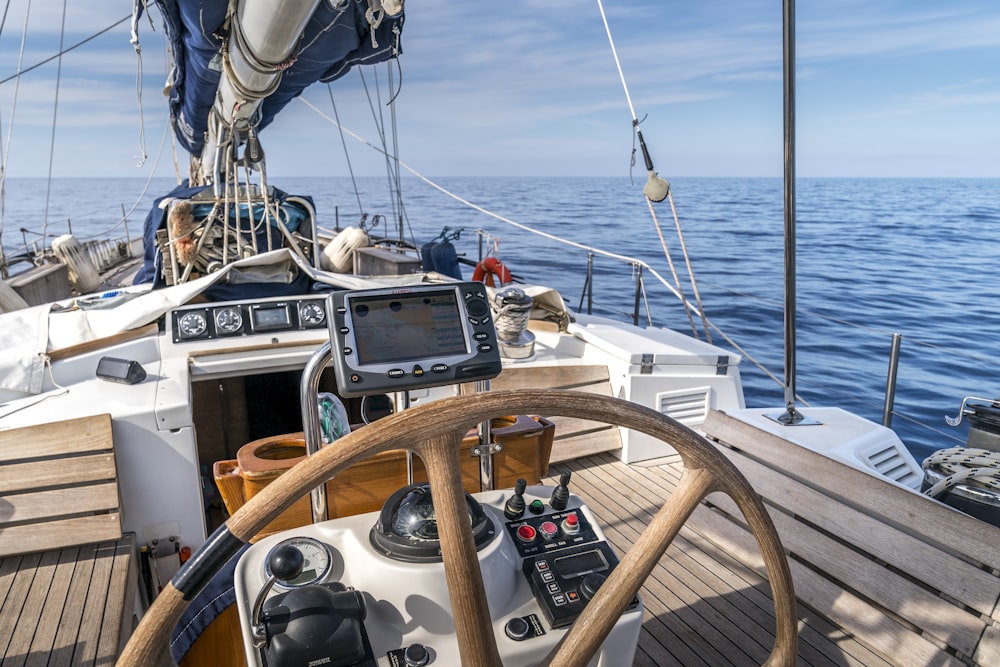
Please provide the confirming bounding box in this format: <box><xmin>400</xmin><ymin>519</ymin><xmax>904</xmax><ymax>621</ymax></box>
<box><xmin>328</xmin><ymin>282</ymin><xmax>503</xmax><ymax>397</ymax></box>
<box><xmin>352</xmin><ymin>291</ymin><xmax>467</xmax><ymax>365</ymax></box>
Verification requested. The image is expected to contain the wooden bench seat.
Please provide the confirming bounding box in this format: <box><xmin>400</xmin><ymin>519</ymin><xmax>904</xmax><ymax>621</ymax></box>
<box><xmin>702</xmin><ymin>409</ymin><xmax>1000</xmax><ymax>666</ymax></box>
<box><xmin>0</xmin><ymin>414</ymin><xmax>137</xmax><ymax>665</ymax></box>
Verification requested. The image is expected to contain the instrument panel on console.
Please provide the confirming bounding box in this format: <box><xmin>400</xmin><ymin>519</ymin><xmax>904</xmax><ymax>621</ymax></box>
<box><xmin>170</xmin><ymin>297</ymin><xmax>328</xmax><ymax>343</ymax></box>
<box><xmin>235</xmin><ymin>484</ymin><xmax>643</xmax><ymax>666</ymax></box>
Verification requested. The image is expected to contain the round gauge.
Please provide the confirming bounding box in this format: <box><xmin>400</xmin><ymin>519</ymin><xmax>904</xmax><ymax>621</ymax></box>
<box><xmin>299</xmin><ymin>301</ymin><xmax>326</xmax><ymax>326</ymax></box>
<box><xmin>264</xmin><ymin>536</ymin><xmax>333</xmax><ymax>589</ymax></box>
<box><xmin>214</xmin><ymin>307</ymin><xmax>243</xmax><ymax>334</ymax></box>
<box><xmin>177</xmin><ymin>311</ymin><xmax>208</xmax><ymax>338</ymax></box>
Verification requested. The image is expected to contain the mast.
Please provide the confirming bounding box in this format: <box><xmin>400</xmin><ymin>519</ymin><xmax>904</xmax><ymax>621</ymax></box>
<box><xmin>195</xmin><ymin>0</ymin><xmax>323</xmax><ymax>186</ymax></box>
<box><xmin>767</xmin><ymin>0</ymin><xmax>817</xmax><ymax>426</ymax></box>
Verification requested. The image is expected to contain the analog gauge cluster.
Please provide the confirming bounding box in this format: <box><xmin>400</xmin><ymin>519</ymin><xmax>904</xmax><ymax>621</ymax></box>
<box><xmin>170</xmin><ymin>297</ymin><xmax>328</xmax><ymax>343</ymax></box>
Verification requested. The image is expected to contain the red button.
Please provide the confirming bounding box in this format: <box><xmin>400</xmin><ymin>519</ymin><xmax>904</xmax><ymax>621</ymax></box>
<box><xmin>539</xmin><ymin>521</ymin><xmax>558</xmax><ymax>539</ymax></box>
<box><xmin>517</xmin><ymin>525</ymin><xmax>537</xmax><ymax>542</ymax></box>
<box><xmin>565</xmin><ymin>514</ymin><xmax>578</xmax><ymax>527</ymax></box>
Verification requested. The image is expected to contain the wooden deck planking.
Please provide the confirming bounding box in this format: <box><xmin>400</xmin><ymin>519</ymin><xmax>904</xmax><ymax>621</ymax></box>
<box><xmin>562</xmin><ymin>459</ymin><xmax>774</xmax><ymax>665</ymax></box>
<box><xmin>543</xmin><ymin>452</ymin><xmax>897</xmax><ymax>666</ymax></box>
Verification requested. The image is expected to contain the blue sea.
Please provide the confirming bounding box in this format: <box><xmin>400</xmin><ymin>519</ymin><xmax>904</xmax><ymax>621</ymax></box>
<box><xmin>2</xmin><ymin>176</ymin><xmax>998</xmax><ymax>462</ymax></box>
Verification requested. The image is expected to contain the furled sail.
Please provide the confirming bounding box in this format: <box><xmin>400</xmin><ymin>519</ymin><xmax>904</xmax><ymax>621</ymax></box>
<box><xmin>150</xmin><ymin>0</ymin><xmax>404</xmax><ymax>157</ymax></box>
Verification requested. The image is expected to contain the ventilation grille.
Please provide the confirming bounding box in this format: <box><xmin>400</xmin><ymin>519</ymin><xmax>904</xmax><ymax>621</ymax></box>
<box><xmin>657</xmin><ymin>387</ymin><xmax>711</xmax><ymax>427</ymax></box>
<box><xmin>863</xmin><ymin>442</ymin><xmax>921</xmax><ymax>486</ymax></box>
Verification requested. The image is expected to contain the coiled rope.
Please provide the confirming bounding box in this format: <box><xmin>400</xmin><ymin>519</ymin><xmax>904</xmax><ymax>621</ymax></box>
<box><xmin>492</xmin><ymin>289</ymin><xmax>533</xmax><ymax>343</ymax></box>
<box><xmin>922</xmin><ymin>447</ymin><xmax>1000</xmax><ymax>499</ymax></box>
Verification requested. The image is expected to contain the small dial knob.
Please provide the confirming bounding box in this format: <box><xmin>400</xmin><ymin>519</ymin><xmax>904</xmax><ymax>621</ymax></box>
<box><xmin>268</xmin><ymin>545</ymin><xmax>304</xmax><ymax>582</ymax></box>
<box><xmin>404</xmin><ymin>642</ymin><xmax>430</xmax><ymax>666</ymax></box>
<box><xmin>505</xmin><ymin>616</ymin><xmax>531</xmax><ymax>641</ymax></box>
<box><xmin>580</xmin><ymin>572</ymin><xmax>608</xmax><ymax>601</ymax></box>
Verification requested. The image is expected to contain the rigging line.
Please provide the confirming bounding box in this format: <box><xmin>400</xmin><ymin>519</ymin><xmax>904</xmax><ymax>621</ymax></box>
<box><xmin>368</xmin><ymin>67</ymin><xmax>401</xmax><ymax>232</ymax></box>
<box><xmin>1</xmin><ymin>0</ymin><xmax>11</xmax><ymax>37</ymax></box>
<box><xmin>0</xmin><ymin>14</ymin><xmax>130</xmax><ymax>86</ymax></box>
<box><xmin>666</xmin><ymin>191</ymin><xmax>712</xmax><ymax>343</ymax></box>
<box><xmin>596</xmin><ymin>0</ymin><xmax>637</xmax><ymax>122</ymax></box>
<box><xmin>42</xmin><ymin>0</ymin><xmax>70</xmax><ymax>250</ymax></box>
<box><xmin>359</xmin><ymin>65</ymin><xmax>405</xmax><ymax>236</ymax></box>
<box><xmin>297</xmin><ymin>95</ymin><xmax>701</xmax><ymax>315</ymax></box>
<box><xmin>645</xmin><ymin>195</ymin><xmax>699</xmax><ymax>339</ymax></box>
<box><xmin>132</xmin><ymin>22</ymin><xmax>147</xmax><ymax>167</ymax></box>
<box><xmin>598</xmin><ymin>0</ymin><xmax>713</xmax><ymax>312</ymax></box>
<box><xmin>0</xmin><ymin>0</ymin><xmax>32</xmax><ymax>249</ymax></box>
<box><xmin>326</xmin><ymin>84</ymin><xmax>365</xmax><ymax>214</ymax></box>
<box><xmin>597</xmin><ymin>0</ymin><xmax>714</xmax><ymax>339</ymax></box>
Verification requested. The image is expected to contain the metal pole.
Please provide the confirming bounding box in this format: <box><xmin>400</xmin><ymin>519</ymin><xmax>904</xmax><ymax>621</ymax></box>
<box><xmin>633</xmin><ymin>264</ymin><xmax>642</xmax><ymax>326</ymax></box>
<box><xmin>300</xmin><ymin>342</ymin><xmax>332</xmax><ymax>524</ymax></box>
<box><xmin>882</xmin><ymin>333</ymin><xmax>902</xmax><ymax>427</ymax></box>
<box><xmin>767</xmin><ymin>0</ymin><xmax>818</xmax><ymax>427</ymax></box>
<box><xmin>476</xmin><ymin>379</ymin><xmax>495</xmax><ymax>490</ymax></box>
<box><xmin>578</xmin><ymin>253</ymin><xmax>594</xmax><ymax>315</ymax></box>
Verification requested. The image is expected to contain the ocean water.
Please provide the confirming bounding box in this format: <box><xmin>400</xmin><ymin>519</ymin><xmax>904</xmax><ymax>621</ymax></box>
<box><xmin>2</xmin><ymin>175</ymin><xmax>998</xmax><ymax>462</ymax></box>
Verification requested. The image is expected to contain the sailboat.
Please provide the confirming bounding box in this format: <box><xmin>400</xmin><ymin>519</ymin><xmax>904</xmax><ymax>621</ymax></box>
<box><xmin>1</xmin><ymin>1</ymin><xmax>998</xmax><ymax>666</ymax></box>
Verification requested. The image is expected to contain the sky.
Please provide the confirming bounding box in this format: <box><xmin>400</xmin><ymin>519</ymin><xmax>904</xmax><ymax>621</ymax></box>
<box><xmin>0</xmin><ymin>0</ymin><xmax>997</xmax><ymax>179</ymax></box>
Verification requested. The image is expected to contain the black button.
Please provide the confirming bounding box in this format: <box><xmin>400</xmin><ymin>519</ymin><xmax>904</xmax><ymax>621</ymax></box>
<box><xmin>473</xmin><ymin>331</ymin><xmax>489</xmax><ymax>341</ymax></box>
<box><xmin>504</xmin><ymin>617</ymin><xmax>531</xmax><ymax>641</ymax></box>
<box><xmin>339</xmin><ymin>326</ymin><xmax>349</xmax><ymax>334</ymax></box>
<box><xmin>431</xmin><ymin>363</ymin><xmax>449</xmax><ymax>373</ymax></box>
<box><xmin>477</xmin><ymin>343</ymin><xmax>493</xmax><ymax>353</ymax></box>
<box><xmin>343</xmin><ymin>347</ymin><xmax>353</xmax><ymax>355</ymax></box>
<box><xmin>403</xmin><ymin>643</ymin><xmax>430</xmax><ymax>666</ymax></box>
<box><xmin>466</xmin><ymin>300</ymin><xmax>488</xmax><ymax>317</ymax></box>
<box><xmin>387</xmin><ymin>368</ymin><xmax>405</xmax><ymax>379</ymax></box>
<box><xmin>412</xmin><ymin>365</ymin><xmax>424</xmax><ymax>377</ymax></box>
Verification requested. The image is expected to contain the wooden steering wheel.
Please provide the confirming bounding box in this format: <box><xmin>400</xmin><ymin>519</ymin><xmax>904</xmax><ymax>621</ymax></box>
<box><xmin>117</xmin><ymin>390</ymin><xmax>797</xmax><ymax>666</ymax></box>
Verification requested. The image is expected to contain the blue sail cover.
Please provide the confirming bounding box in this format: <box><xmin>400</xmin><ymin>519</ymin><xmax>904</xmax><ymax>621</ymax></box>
<box><xmin>151</xmin><ymin>0</ymin><xmax>404</xmax><ymax>155</ymax></box>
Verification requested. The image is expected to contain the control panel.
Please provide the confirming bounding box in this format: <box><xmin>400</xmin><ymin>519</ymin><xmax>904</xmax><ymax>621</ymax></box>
<box><xmin>233</xmin><ymin>480</ymin><xmax>643</xmax><ymax>666</ymax></box>
<box><xmin>169</xmin><ymin>296</ymin><xmax>328</xmax><ymax>344</ymax></box>
<box><xmin>328</xmin><ymin>282</ymin><xmax>503</xmax><ymax>397</ymax></box>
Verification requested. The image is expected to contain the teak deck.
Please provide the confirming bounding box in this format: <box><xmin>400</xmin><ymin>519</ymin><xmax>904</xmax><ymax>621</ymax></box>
<box><xmin>542</xmin><ymin>409</ymin><xmax>1000</xmax><ymax>666</ymax></box>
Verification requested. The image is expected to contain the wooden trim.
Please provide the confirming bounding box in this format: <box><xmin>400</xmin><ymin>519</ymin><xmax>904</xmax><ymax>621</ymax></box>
<box><xmin>46</xmin><ymin>324</ymin><xmax>159</xmax><ymax>362</ymax></box>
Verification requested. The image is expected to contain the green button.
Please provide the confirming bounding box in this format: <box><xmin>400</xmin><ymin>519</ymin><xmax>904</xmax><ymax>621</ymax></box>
<box><xmin>529</xmin><ymin>499</ymin><xmax>545</xmax><ymax>514</ymax></box>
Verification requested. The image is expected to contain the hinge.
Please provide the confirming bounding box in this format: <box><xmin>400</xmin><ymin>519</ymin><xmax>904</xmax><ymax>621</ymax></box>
<box><xmin>470</xmin><ymin>442</ymin><xmax>503</xmax><ymax>457</ymax></box>
<box><xmin>716</xmin><ymin>355</ymin><xmax>728</xmax><ymax>376</ymax></box>
<box><xmin>640</xmin><ymin>353</ymin><xmax>654</xmax><ymax>375</ymax></box>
